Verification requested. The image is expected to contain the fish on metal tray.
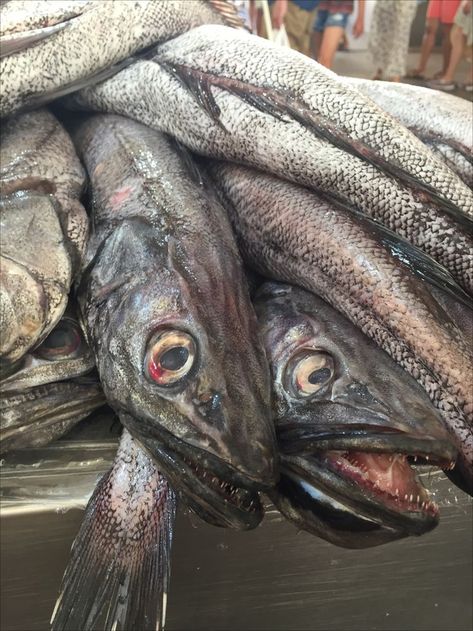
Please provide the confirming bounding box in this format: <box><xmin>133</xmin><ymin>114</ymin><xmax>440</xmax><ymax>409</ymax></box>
<box><xmin>0</xmin><ymin>0</ymin><xmax>242</xmax><ymax>116</ymax></box>
<box><xmin>0</xmin><ymin>304</ymin><xmax>105</xmax><ymax>453</ymax></box>
<box><xmin>0</xmin><ymin>108</ymin><xmax>88</xmax><ymax>365</ymax></box>
<box><xmin>254</xmin><ymin>282</ymin><xmax>458</xmax><ymax>548</ymax></box>
<box><xmin>51</xmin><ymin>429</ymin><xmax>176</xmax><ymax>631</ymax></box>
<box><xmin>73</xmin><ymin>114</ymin><xmax>277</xmax><ymax>530</ymax></box>
<box><xmin>343</xmin><ymin>78</ymin><xmax>473</xmax><ymax>188</ymax></box>
<box><xmin>70</xmin><ymin>24</ymin><xmax>473</xmax><ymax>293</ymax></box>
<box><xmin>205</xmin><ymin>162</ymin><xmax>473</xmax><ymax>496</ymax></box>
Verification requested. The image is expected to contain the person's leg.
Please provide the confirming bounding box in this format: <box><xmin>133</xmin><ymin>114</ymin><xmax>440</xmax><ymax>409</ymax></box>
<box><xmin>442</xmin><ymin>24</ymin><xmax>466</xmax><ymax>82</ymax></box>
<box><xmin>410</xmin><ymin>17</ymin><xmax>439</xmax><ymax>75</ymax></box>
<box><xmin>440</xmin><ymin>23</ymin><xmax>453</xmax><ymax>74</ymax></box>
<box><xmin>311</xmin><ymin>30</ymin><xmax>323</xmax><ymax>59</ymax></box>
<box><xmin>317</xmin><ymin>25</ymin><xmax>345</xmax><ymax>68</ymax></box>
<box><xmin>283</xmin><ymin>1</ymin><xmax>306</xmax><ymax>53</ymax></box>
<box><xmin>311</xmin><ymin>9</ymin><xmax>327</xmax><ymax>59</ymax></box>
<box><xmin>301</xmin><ymin>6</ymin><xmax>318</xmax><ymax>57</ymax></box>
<box><xmin>385</xmin><ymin>1</ymin><xmax>417</xmax><ymax>81</ymax></box>
<box><xmin>317</xmin><ymin>12</ymin><xmax>349</xmax><ymax>69</ymax></box>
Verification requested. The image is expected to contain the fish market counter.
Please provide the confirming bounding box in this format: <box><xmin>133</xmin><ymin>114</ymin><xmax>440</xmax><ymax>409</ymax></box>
<box><xmin>1</xmin><ymin>425</ymin><xmax>472</xmax><ymax>631</ymax></box>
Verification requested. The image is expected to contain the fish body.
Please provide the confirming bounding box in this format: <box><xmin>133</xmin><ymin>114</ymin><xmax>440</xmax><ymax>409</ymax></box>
<box><xmin>0</xmin><ymin>109</ymin><xmax>87</xmax><ymax>364</ymax></box>
<box><xmin>343</xmin><ymin>78</ymin><xmax>473</xmax><ymax>187</ymax></box>
<box><xmin>0</xmin><ymin>306</ymin><xmax>105</xmax><ymax>452</ymax></box>
<box><xmin>51</xmin><ymin>429</ymin><xmax>176</xmax><ymax>631</ymax></box>
<box><xmin>71</xmin><ymin>25</ymin><xmax>473</xmax><ymax>291</ymax></box>
<box><xmin>74</xmin><ymin>114</ymin><xmax>276</xmax><ymax>529</ymax></box>
<box><xmin>0</xmin><ymin>0</ymin><xmax>241</xmax><ymax>116</ymax></box>
<box><xmin>255</xmin><ymin>282</ymin><xmax>457</xmax><ymax>547</ymax></box>
<box><xmin>207</xmin><ymin>162</ymin><xmax>473</xmax><ymax>495</ymax></box>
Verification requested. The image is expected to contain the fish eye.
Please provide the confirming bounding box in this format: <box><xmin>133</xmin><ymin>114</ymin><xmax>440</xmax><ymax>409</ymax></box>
<box><xmin>145</xmin><ymin>330</ymin><xmax>196</xmax><ymax>387</ymax></box>
<box><xmin>285</xmin><ymin>350</ymin><xmax>334</xmax><ymax>397</ymax></box>
<box><xmin>35</xmin><ymin>319</ymin><xmax>83</xmax><ymax>361</ymax></box>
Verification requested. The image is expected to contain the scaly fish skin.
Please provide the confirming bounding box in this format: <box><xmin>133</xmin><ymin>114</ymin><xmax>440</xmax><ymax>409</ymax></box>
<box><xmin>74</xmin><ymin>115</ymin><xmax>276</xmax><ymax>528</ymax></box>
<box><xmin>51</xmin><ymin>429</ymin><xmax>176</xmax><ymax>631</ymax></box>
<box><xmin>0</xmin><ymin>1</ymin><xmax>240</xmax><ymax>116</ymax></box>
<box><xmin>207</xmin><ymin>162</ymin><xmax>473</xmax><ymax>495</ymax></box>
<box><xmin>255</xmin><ymin>282</ymin><xmax>457</xmax><ymax>547</ymax></box>
<box><xmin>343</xmin><ymin>78</ymin><xmax>473</xmax><ymax>187</ymax></box>
<box><xmin>0</xmin><ymin>109</ymin><xmax>88</xmax><ymax>364</ymax></box>
<box><xmin>71</xmin><ymin>25</ymin><xmax>473</xmax><ymax>291</ymax></box>
<box><xmin>0</xmin><ymin>305</ymin><xmax>104</xmax><ymax>452</ymax></box>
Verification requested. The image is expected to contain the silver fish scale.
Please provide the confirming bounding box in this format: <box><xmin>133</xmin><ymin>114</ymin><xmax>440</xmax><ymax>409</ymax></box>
<box><xmin>0</xmin><ymin>1</ymin><xmax>93</xmax><ymax>36</ymax></box>
<box><xmin>0</xmin><ymin>1</ymin><xmax>229</xmax><ymax>116</ymax></box>
<box><xmin>152</xmin><ymin>26</ymin><xmax>472</xmax><ymax>215</ymax></box>
<box><xmin>209</xmin><ymin>163</ymin><xmax>473</xmax><ymax>477</ymax></box>
<box><xmin>73</xmin><ymin>59</ymin><xmax>473</xmax><ymax>292</ymax></box>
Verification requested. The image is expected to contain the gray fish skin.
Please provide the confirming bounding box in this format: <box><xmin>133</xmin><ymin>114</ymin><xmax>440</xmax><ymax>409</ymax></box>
<box><xmin>0</xmin><ymin>1</ymin><xmax>240</xmax><ymax>116</ymax></box>
<box><xmin>71</xmin><ymin>25</ymin><xmax>473</xmax><ymax>291</ymax></box>
<box><xmin>207</xmin><ymin>162</ymin><xmax>473</xmax><ymax>495</ymax></box>
<box><xmin>0</xmin><ymin>109</ymin><xmax>87</xmax><ymax>364</ymax></box>
<box><xmin>255</xmin><ymin>282</ymin><xmax>457</xmax><ymax>548</ymax></box>
<box><xmin>74</xmin><ymin>115</ymin><xmax>276</xmax><ymax>528</ymax></box>
<box><xmin>0</xmin><ymin>306</ymin><xmax>105</xmax><ymax>453</ymax></box>
<box><xmin>343</xmin><ymin>78</ymin><xmax>473</xmax><ymax>187</ymax></box>
<box><xmin>51</xmin><ymin>429</ymin><xmax>176</xmax><ymax>631</ymax></box>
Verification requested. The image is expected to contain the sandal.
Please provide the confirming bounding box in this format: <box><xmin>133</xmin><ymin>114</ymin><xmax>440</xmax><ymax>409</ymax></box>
<box><xmin>406</xmin><ymin>69</ymin><xmax>425</xmax><ymax>79</ymax></box>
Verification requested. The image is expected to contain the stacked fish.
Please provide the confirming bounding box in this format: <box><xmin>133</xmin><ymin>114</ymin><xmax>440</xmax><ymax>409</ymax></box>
<box><xmin>0</xmin><ymin>1</ymin><xmax>472</xmax><ymax>630</ymax></box>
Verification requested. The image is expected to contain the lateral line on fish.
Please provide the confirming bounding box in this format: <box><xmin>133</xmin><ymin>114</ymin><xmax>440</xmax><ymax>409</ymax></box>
<box><xmin>0</xmin><ymin>19</ymin><xmax>73</xmax><ymax>59</ymax></box>
<box><xmin>413</xmin><ymin>130</ymin><xmax>473</xmax><ymax>166</ymax></box>
<box><xmin>320</xmin><ymin>191</ymin><xmax>473</xmax><ymax>307</ymax></box>
<box><xmin>160</xmin><ymin>61</ymin><xmax>472</xmax><ymax>227</ymax></box>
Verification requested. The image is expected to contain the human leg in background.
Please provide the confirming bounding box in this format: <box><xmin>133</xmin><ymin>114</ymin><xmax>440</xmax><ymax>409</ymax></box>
<box><xmin>318</xmin><ymin>24</ymin><xmax>345</xmax><ymax>67</ymax></box>
<box><xmin>384</xmin><ymin>0</ymin><xmax>418</xmax><ymax>81</ymax></box>
<box><xmin>408</xmin><ymin>16</ymin><xmax>439</xmax><ymax>77</ymax></box>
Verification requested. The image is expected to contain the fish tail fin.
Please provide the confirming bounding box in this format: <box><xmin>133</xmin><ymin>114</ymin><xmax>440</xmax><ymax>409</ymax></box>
<box><xmin>51</xmin><ymin>431</ymin><xmax>177</xmax><ymax>631</ymax></box>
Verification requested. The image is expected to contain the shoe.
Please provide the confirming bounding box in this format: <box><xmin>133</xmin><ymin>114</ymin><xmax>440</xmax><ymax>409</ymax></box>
<box><xmin>464</xmin><ymin>83</ymin><xmax>473</xmax><ymax>92</ymax></box>
<box><xmin>427</xmin><ymin>78</ymin><xmax>456</xmax><ymax>91</ymax></box>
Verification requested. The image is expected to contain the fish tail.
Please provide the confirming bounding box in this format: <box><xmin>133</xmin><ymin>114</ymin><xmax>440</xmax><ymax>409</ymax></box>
<box><xmin>51</xmin><ymin>431</ymin><xmax>176</xmax><ymax>631</ymax></box>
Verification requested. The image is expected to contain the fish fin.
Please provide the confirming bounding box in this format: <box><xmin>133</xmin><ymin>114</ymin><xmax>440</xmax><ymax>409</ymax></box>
<box><xmin>0</xmin><ymin>21</ymin><xmax>72</xmax><ymax>58</ymax></box>
<box><xmin>169</xmin><ymin>137</ymin><xmax>206</xmax><ymax>187</ymax></box>
<box><xmin>51</xmin><ymin>431</ymin><xmax>177</xmax><ymax>631</ymax></box>
<box><xmin>159</xmin><ymin>62</ymin><xmax>227</xmax><ymax>131</ymax></box>
<box><xmin>157</xmin><ymin>63</ymin><xmax>470</xmax><ymax>223</ymax></box>
<box><xmin>413</xmin><ymin>130</ymin><xmax>473</xmax><ymax>167</ymax></box>
<box><xmin>208</xmin><ymin>0</ymin><xmax>246</xmax><ymax>29</ymax></box>
<box><xmin>324</xmin><ymin>192</ymin><xmax>472</xmax><ymax>307</ymax></box>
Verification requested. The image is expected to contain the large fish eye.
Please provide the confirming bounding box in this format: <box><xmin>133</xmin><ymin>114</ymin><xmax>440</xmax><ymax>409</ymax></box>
<box><xmin>145</xmin><ymin>330</ymin><xmax>196</xmax><ymax>386</ymax></box>
<box><xmin>35</xmin><ymin>319</ymin><xmax>83</xmax><ymax>361</ymax></box>
<box><xmin>285</xmin><ymin>350</ymin><xmax>334</xmax><ymax>397</ymax></box>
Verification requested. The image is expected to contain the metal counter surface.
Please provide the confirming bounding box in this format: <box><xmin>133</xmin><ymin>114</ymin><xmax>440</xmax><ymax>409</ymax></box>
<box><xmin>1</xmin><ymin>431</ymin><xmax>472</xmax><ymax>631</ymax></box>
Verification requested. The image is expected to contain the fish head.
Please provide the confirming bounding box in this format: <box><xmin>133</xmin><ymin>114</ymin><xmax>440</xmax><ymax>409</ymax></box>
<box><xmin>81</xmin><ymin>219</ymin><xmax>275</xmax><ymax>529</ymax></box>
<box><xmin>255</xmin><ymin>282</ymin><xmax>457</xmax><ymax>547</ymax></box>
<box><xmin>0</xmin><ymin>304</ymin><xmax>95</xmax><ymax>392</ymax></box>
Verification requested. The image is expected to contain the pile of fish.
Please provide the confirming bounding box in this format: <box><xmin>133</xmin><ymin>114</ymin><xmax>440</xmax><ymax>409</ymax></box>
<box><xmin>0</xmin><ymin>1</ymin><xmax>471</xmax><ymax>629</ymax></box>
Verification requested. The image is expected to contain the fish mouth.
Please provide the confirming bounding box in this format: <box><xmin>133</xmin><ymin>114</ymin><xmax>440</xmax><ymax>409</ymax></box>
<box><xmin>271</xmin><ymin>425</ymin><xmax>456</xmax><ymax>547</ymax></box>
<box><xmin>120</xmin><ymin>415</ymin><xmax>264</xmax><ymax>530</ymax></box>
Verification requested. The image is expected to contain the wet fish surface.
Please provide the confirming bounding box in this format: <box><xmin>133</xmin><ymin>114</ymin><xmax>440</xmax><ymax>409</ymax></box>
<box><xmin>51</xmin><ymin>429</ymin><xmax>176</xmax><ymax>631</ymax></box>
<box><xmin>206</xmin><ymin>162</ymin><xmax>473</xmax><ymax>495</ymax></box>
<box><xmin>71</xmin><ymin>25</ymin><xmax>473</xmax><ymax>292</ymax></box>
<box><xmin>343</xmin><ymin>78</ymin><xmax>473</xmax><ymax>187</ymax></box>
<box><xmin>0</xmin><ymin>109</ymin><xmax>88</xmax><ymax>364</ymax></box>
<box><xmin>0</xmin><ymin>305</ymin><xmax>105</xmax><ymax>453</ymax></box>
<box><xmin>0</xmin><ymin>0</ymin><xmax>242</xmax><ymax>116</ymax></box>
<box><xmin>74</xmin><ymin>114</ymin><xmax>277</xmax><ymax>529</ymax></box>
<box><xmin>255</xmin><ymin>282</ymin><xmax>458</xmax><ymax>547</ymax></box>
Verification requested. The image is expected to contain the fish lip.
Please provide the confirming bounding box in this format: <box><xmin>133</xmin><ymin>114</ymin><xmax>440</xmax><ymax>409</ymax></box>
<box><xmin>279</xmin><ymin>451</ymin><xmax>440</xmax><ymax>537</ymax></box>
<box><xmin>277</xmin><ymin>426</ymin><xmax>458</xmax><ymax>469</ymax></box>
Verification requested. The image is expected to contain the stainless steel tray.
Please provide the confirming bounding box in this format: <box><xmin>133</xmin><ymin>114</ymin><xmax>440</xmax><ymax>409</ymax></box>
<box><xmin>1</xmin><ymin>421</ymin><xmax>472</xmax><ymax>631</ymax></box>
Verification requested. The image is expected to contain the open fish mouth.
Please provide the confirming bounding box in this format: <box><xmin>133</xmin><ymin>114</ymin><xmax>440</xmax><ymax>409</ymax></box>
<box><xmin>272</xmin><ymin>435</ymin><xmax>456</xmax><ymax>547</ymax></box>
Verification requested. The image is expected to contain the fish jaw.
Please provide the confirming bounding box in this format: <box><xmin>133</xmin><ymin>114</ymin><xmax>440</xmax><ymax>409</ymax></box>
<box><xmin>271</xmin><ymin>446</ymin><xmax>448</xmax><ymax>548</ymax></box>
<box><xmin>120</xmin><ymin>413</ymin><xmax>264</xmax><ymax>531</ymax></box>
<box><xmin>0</xmin><ymin>378</ymin><xmax>105</xmax><ymax>453</ymax></box>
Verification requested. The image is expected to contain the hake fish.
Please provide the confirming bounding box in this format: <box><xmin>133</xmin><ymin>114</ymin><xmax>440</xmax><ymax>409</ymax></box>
<box><xmin>206</xmin><ymin>162</ymin><xmax>473</xmax><ymax>495</ymax></box>
<box><xmin>0</xmin><ymin>305</ymin><xmax>105</xmax><ymax>453</ymax></box>
<box><xmin>0</xmin><ymin>0</ymin><xmax>242</xmax><ymax>116</ymax></box>
<box><xmin>0</xmin><ymin>109</ymin><xmax>88</xmax><ymax>364</ymax></box>
<box><xmin>255</xmin><ymin>282</ymin><xmax>457</xmax><ymax>548</ymax></box>
<box><xmin>51</xmin><ymin>429</ymin><xmax>176</xmax><ymax>631</ymax></box>
<box><xmin>74</xmin><ymin>114</ymin><xmax>277</xmax><ymax>529</ymax></box>
<box><xmin>71</xmin><ymin>25</ymin><xmax>473</xmax><ymax>292</ymax></box>
<box><xmin>343</xmin><ymin>78</ymin><xmax>473</xmax><ymax>187</ymax></box>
